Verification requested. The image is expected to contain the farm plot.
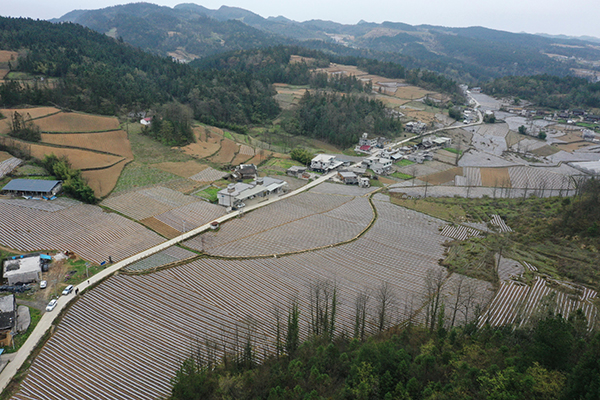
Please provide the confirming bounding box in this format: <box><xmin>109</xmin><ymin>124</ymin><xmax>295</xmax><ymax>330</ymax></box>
<box><xmin>181</xmin><ymin>127</ymin><xmax>221</xmax><ymax>159</ymax></box>
<box><xmin>154</xmin><ymin>201</ymin><xmax>226</xmax><ymax>233</ymax></box>
<box><xmin>419</xmin><ymin>167</ymin><xmax>463</xmax><ymax>185</ymax></box>
<box><xmin>139</xmin><ymin>217</ymin><xmax>182</xmax><ymax>239</ymax></box>
<box><xmin>11</xmin><ymin>201</ymin><xmax>492</xmax><ymax>400</ymax></box>
<box><xmin>188</xmin><ymin>167</ymin><xmax>228</xmax><ymax>183</ymax></box>
<box><xmin>440</xmin><ymin>224</ymin><xmax>482</xmax><ymax>241</ymax></box>
<box><xmin>101</xmin><ymin>186</ymin><xmax>201</xmax><ymax>221</ymax></box>
<box><xmin>81</xmin><ymin>159</ymin><xmax>128</xmax><ymax>198</ymax></box>
<box><xmin>124</xmin><ymin>246</ymin><xmax>196</xmax><ymax>272</ymax></box>
<box><xmin>152</xmin><ymin>161</ymin><xmax>208</xmax><ymax>178</ymax></box>
<box><xmin>398</xmin><ymin>160</ymin><xmax>456</xmax><ymax>177</ymax></box>
<box><xmin>479</xmin><ymin>278</ymin><xmax>597</xmax><ymax>329</ymax></box>
<box><xmin>0</xmin><ymin>157</ymin><xmax>21</xmax><ymax>178</ymax></box>
<box><xmin>20</xmin><ymin>140</ymin><xmax>125</xmax><ymax>170</ymax></box>
<box><xmin>0</xmin><ymin>151</ymin><xmax>13</xmax><ymax>162</ymax></box>
<box><xmin>231</xmin><ymin>144</ymin><xmax>254</xmax><ymax>165</ymax></box>
<box><xmin>0</xmin><ymin>107</ymin><xmax>60</xmax><ymax>120</ymax></box>
<box><xmin>208</xmin><ymin>138</ymin><xmax>238</xmax><ymax>164</ymax></box>
<box><xmin>508</xmin><ymin>166</ymin><xmax>575</xmax><ymax>191</ymax></box>
<box><xmin>394</xmin><ymin>86</ymin><xmax>433</xmax><ymax>100</ymax></box>
<box><xmin>185</xmin><ymin>192</ymin><xmax>374</xmax><ymax>256</ymax></box>
<box><xmin>480</xmin><ymin>167</ymin><xmax>511</xmax><ymax>187</ymax></box>
<box><xmin>34</xmin><ymin>112</ymin><xmax>120</xmax><ymax>132</ymax></box>
<box><xmin>40</xmin><ymin>131</ymin><xmax>133</xmax><ymax>159</ymax></box>
<box><xmin>0</xmin><ymin>202</ymin><xmax>164</xmax><ymax>264</ymax></box>
<box><xmin>497</xmin><ymin>256</ymin><xmax>524</xmax><ymax>282</ymax></box>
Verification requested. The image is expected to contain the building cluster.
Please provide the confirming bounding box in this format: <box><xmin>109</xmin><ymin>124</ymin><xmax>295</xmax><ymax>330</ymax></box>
<box><xmin>2</xmin><ymin>253</ymin><xmax>51</xmax><ymax>286</ymax></box>
<box><xmin>217</xmin><ymin>177</ymin><xmax>288</xmax><ymax>210</ymax></box>
<box><xmin>355</xmin><ymin>133</ymin><xmax>392</xmax><ymax>154</ymax></box>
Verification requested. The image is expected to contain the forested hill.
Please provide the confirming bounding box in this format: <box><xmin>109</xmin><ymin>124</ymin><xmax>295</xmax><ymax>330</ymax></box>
<box><xmin>51</xmin><ymin>2</ymin><xmax>600</xmax><ymax>82</ymax></box>
<box><xmin>50</xmin><ymin>2</ymin><xmax>290</xmax><ymax>61</ymax></box>
<box><xmin>0</xmin><ymin>17</ymin><xmax>280</xmax><ymax>127</ymax></box>
<box><xmin>481</xmin><ymin>75</ymin><xmax>600</xmax><ymax>109</ymax></box>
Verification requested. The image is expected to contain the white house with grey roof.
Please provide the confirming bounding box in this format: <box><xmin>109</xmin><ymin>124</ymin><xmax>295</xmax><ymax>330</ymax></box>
<box><xmin>218</xmin><ymin>177</ymin><xmax>288</xmax><ymax>209</ymax></box>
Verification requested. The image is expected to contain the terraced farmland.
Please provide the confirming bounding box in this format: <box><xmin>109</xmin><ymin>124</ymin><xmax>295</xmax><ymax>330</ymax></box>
<box><xmin>101</xmin><ymin>186</ymin><xmax>202</xmax><ymax>221</ymax></box>
<box><xmin>185</xmin><ymin>188</ymin><xmax>374</xmax><ymax>257</ymax></box>
<box><xmin>0</xmin><ymin>201</ymin><xmax>164</xmax><ymax>264</ymax></box>
<box><xmin>0</xmin><ymin>157</ymin><xmax>21</xmax><ymax>178</ymax></box>
<box><xmin>11</xmin><ymin>200</ymin><xmax>492</xmax><ymax>400</ymax></box>
<box><xmin>124</xmin><ymin>246</ymin><xmax>196</xmax><ymax>272</ymax></box>
<box><xmin>479</xmin><ymin>278</ymin><xmax>597</xmax><ymax>329</ymax></box>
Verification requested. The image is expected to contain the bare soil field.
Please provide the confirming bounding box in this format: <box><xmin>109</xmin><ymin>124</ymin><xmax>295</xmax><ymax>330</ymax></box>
<box><xmin>81</xmin><ymin>159</ymin><xmax>128</xmax><ymax>197</ymax></box>
<box><xmin>245</xmin><ymin>149</ymin><xmax>273</xmax><ymax>165</ymax></box>
<box><xmin>0</xmin><ymin>69</ymin><xmax>8</xmax><ymax>79</ymax></box>
<box><xmin>0</xmin><ymin>150</ymin><xmax>12</xmax><ymax>162</ymax></box>
<box><xmin>40</xmin><ymin>130</ymin><xmax>133</xmax><ymax>159</ymax></box>
<box><xmin>289</xmin><ymin>55</ymin><xmax>316</xmax><ymax>64</ymax></box>
<box><xmin>480</xmin><ymin>167</ymin><xmax>511</xmax><ymax>187</ymax></box>
<box><xmin>139</xmin><ymin>217</ymin><xmax>182</xmax><ymax>239</ymax></box>
<box><xmin>0</xmin><ymin>107</ymin><xmax>60</xmax><ymax>120</ymax></box>
<box><xmin>181</xmin><ymin>127</ymin><xmax>221</xmax><ymax>158</ymax></box>
<box><xmin>419</xmin><ymin>167</ymin><xmax>463</xmax><ymax>185</ymax></box>
<box><xmin>317</xmin><ymin>64</ymin><xmax>367</xmax><ymax>77</ymax></box>
<box><xmin>209</xmin><ymin>138</ymin><xmax>238</xmax><ymax>164</ymax></box>
<box><xmin>153</xmin><ymin>160</ymin><xmax>208</xmax><ymax>178</ymax></box>
<box><xmin>530</xmin><ymin>145</ymin><xmax>560</xmax><ymax>157</ymax></box>
<box><xmin>26</xmin><ymin>142</ymin><xmax>124</xmax><ymax>170</ymax></box>
<box><xmin>403</xmin><ymin>109</ymin><xmax>437</xmax><ymax>124</ymax></box>
<box><xmin>0</xmin><ymin>50</ymin><xmax>18</xmax><ymax>64</ymax></box>
<box><xmin>34</xmin><ymin>112</ymin><xmax>120</xmax><ymax>132</ymax></box>
<box><xmin>231</xmin><ymin>152</ymin><xmax>253</xmax><ymax>165</ymax></box>
<box><xmin>433</xmin><ymin>149</ymin><xmax>458</xmax><ymax>164</ymax></box>
<box><xmin>374</xmin><ymin>94</ymin><xmax>411</xmax><ymax>108</ymax></box>
<box><xmin>394</xmin><ymin>86</ymin><xmax>433</xmax><ymax>100</ymax></box>
<box><xmin>554</xmin><ymin>142</ymin><xmax>595</xmax><ymax>152</ymax></box>
<box><xmin>505</xmin><ymin>131</ymin><xmax>527</xmax><ymax>148</ymax></box>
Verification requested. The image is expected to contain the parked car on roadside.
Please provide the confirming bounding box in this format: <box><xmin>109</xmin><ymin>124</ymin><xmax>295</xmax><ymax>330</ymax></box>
<box><xmin>39</xmin><ymin>280</ymin><xmax>47</xmax><ymax>289</ymax></box>
<box><xmin>62</xmin><ymin>285</ymin><xmax>73</xmax><ymax>296</ymax></box>
<box><xmin>46</xmin><ymin>299</ymin><xmax>57</xmax><ymax>312</ymax></box>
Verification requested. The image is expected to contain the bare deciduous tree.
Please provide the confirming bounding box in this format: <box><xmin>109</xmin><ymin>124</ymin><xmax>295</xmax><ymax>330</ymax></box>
<box><xmin>424</xmin><ymin>268</ymin><xmax>446</xmax><ymax>332</ymax></box>
<box><xmin>374</xmin><ymin>281</ymin><xmax>396</xmax><ymax>332</ymax></box>
<box><xmin>353</xmin><ymin>289</ymin><xmax>370</xmax><ymax>341</ymax></box>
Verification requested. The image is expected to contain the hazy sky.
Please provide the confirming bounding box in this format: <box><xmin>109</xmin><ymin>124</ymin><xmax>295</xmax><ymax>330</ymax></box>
<box><xmin>3</xmin><ymin>0</ymin><xmax>600</xmax><ymax>38</ymax></box>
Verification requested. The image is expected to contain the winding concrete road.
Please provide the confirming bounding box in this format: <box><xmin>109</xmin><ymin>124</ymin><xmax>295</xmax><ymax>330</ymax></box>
<box><xmin>0</xmin><ymin>171</ymin><xmax>336</xmax><ymax>395</ymax></box>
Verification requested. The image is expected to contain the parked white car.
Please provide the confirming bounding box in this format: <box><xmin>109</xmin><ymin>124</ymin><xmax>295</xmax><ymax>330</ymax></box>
<box><xmin>62</xmin><ymin>285</ymin><xmax>73</xmax><ymax>296</ymax></box>
<box><xmin>39</xmin><ymin>280</ymin><xmax>47</xmax><ymax>289</ymax></box>
<box><xmin>46</xmin><ymin>299</ymin><xmax>58</xmax><ymax>312</ymax></box>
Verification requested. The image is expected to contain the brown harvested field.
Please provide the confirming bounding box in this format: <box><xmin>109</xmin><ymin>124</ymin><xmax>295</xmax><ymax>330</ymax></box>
<box><xmin>0</xmin><ymin>50</ymin><xmax>18</xmax><ymax>64</ymax></box>
<box><xmin>554</xmin><ymin>131</ymin><xmax>584</xmax><ymax>143</ymax></box>
<box><xmin>35</xmin><ymin>112</ymin><xmax>120</xmax><ymax>132</ymax></box>
<box><xmin>1</xmin><ymin>107</ymin><xmax>61</xmax><ymax>120</ymax></box>
<box><xmin>555</xmin><ymin>142</ymin><xmax>595</xmax><ymax>152</ymax></box>
<box><xmin>419</xmin><ymin>167</ymin><xmax>463</xmax><ymax>185</ymax></box>
<box><xmin>0</xmin><ymin>151</ymin><xmax>13</xmax><ymax>162</ymax></box>
<box><xmin>25</xmin><ymin>141</ymin><xmax>124</xmax><ymax>170</ymax></box>
<box><xmin>530</xmin><ymin>145</ymin><xmax>560</xmax><ymax>157</ymax></box>
<box><xmin>231</xmin><ymin>152</ymin><xmax>253</xmax><ymax>165</ymax></box>
<box><xmin>434</xmin><ymin>149</ymin><xmax>458</xmax><ymax>164</ymax></box>
<box><xmin>403</xmin><ymin>109</ymin><xmax>437</xmax><ymax>124</ymax></box>
<box><xmin>40</xmin><ymin>130</ymin><xmax>133</xmax><ymax>159</ymax></box>
<box><xmin>506</xmin><ymin>131</ymin><xmax>527</xmax><ymax>147</ymax></box>
<box><xmin>209</xmin><ymin>138</ymin><xmax>238</xmax><ymax>164</ymax></box>
<box><xmin>0</xmin><ymin>69</ymin><xmax>8</xmax><ymax>79</ymax></box>
<box><xmin>290</xmin><ymin>55</ymin><xmax>316</xmax><ymax>64</ymax></box>
<box><xmin>246</xmin><ymin>149</ymin><xmax>273</xmax><ymax>165</ymax></box>
<box><xmin>153</xmin><ymin>161</ymin><xmax>208</xmax><ymax>178</ymax></box>
<box><xmin>81</xmin><ymin>159</ymin><xmax>128</xmax><ymax>197</ymax></box>
<box><xmin>181</xmin><ymin>127</ymin><xmax>221</xmax><ymax>159</ymax></box>
<box><xmin>139</xmin><ymin>217</ymin><xmax>181</xmax><ymax>239</ymax></box>
<box><xmin>317</xmin><ymin>64</ymin><xmax>367</xmax><ymax>77</ymax></box>
<box><xmin>394</xmin><ymin>86</ymin><xmax>434</xmax><ymax>100</ymax></box>
<box><xmin>480</xmin><ymin>167</ymin><xmax>511</xmax><ymax>187</ymax></box>
<box><xmin>375</xmin><ymin>94</ymin><xmax>411</xmax><ymax>108</ymax></box>
<box><xmin>379</xmin><ymin>176</ymin><xmax>396</xmax><ymax>185</ymax></box>
<box><xmin>160</xmin><ymin>178</ymin><xmax>204</xmax><ymax>194</ymax></box>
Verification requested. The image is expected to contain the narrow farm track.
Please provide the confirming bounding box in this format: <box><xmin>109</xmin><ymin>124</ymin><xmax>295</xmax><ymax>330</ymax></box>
<box><xmin>9</xmin><ymin>197</ymin><xmax>492</xmax><ymax>400</ymax></box>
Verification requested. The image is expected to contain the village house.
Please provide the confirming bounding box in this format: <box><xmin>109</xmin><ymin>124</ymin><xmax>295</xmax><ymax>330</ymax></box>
<box><xmin>405</xmin><ymin>121</ymin><xmax>427</xmax><ymax>134</ymax></box>
<box><xmin>217</xmin><ymin>177</ymin><xmax>288</xmax><ymax>209</ymax></box>
<box><xmin>231</xmin><ymin>164</ymin><xmax>257</xmax><ymax>180</ymax></box>
<box><xmin>2</xmin><ymin>254</ymin><xmax>48</xmax><ymax>285</ymax></box>
<box><xmin>338</xmin><ymin>171</ymin><xmax>358</xmax><ymax>185</ymax></box>
<box><xmin>140</xmin><ymin>117</ymin><xmax>152</xmax><ymax>126</ymax></box>
<box><xmin>286</xmin><ymin>166</ymin><xmax>307</xmax><ymax>177</ymax></box>
<box><xmin>310</xmin><ymin>154</ymin><xmax>344</xmax><ymax>172</ymax></box>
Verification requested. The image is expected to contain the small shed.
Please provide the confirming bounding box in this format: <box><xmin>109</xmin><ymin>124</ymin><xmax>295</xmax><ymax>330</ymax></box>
<box><xmin>287</xmin><ymin>166</ymin><xmax>307</xmax><ymax>177</ymax></box>
<box><xmin>2</xmin><ymin>179</ymin><xmax>62</xmax><ymax>197</ymax></box>
<box><xmin>338</xmin><ymin>171</ymin><xmax>358</xmax><ymax>185</ymax></box>
<box><xmin>0</xmin><ymin>295</ymin><xmax>16</xmax><ymax>347</ymax></box>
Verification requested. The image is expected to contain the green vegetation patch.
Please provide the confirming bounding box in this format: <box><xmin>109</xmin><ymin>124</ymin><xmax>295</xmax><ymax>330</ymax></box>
<box><xmin>112</xmin><ymin>162</ymin><xmax>179</xmax><ymax>193</ymax></box>
<box><xmin>196</xmin><ymin>186</ymin><xmax>220</xmax><ymax>203</ymax></box>
<box><xmin>444</xmin><ymin>147</ymin><xmax>463</xmax><ymax>155</ymax></box>
<box><xmin>6</xmin><ymin>308</ymin><xmax>41</xmax><ymax>353</ymax></box>
<box><xmin>391</xmin><ymin>172</ymin><xmax>413</xmax><ymax>180</ymax></box>
<box><xmin>395</xmin><ymin>158</ymin><xmax>415</xmax><ymax>167</ymax></box>
<box><xmin>63</xmin><ymin>258</ymin><xmax>104</xmax><ymax>284</ymax></box>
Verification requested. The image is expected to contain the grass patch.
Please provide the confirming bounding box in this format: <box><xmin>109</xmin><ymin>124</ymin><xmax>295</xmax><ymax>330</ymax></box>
<box><xmin>63</xmin><ymin>258</ymin><xmax>105</xmax><ymax>285</ymax></box>
<box><xmin>442</xmin><ymin>240</ymin><xmax>497</xmax><ymax>284</ymax></box>
<box><xmin>391</xmin><ymin>172</ymin><xmax>413</xmax><ymax>180</ymax></box>
<box><xmin>6</xmin><ymin>71</ymin><xmax>36</xmax><ymax>80</ymax></box>
<box><xmin>196</xmin><ymin>186</ymin><xmax>220</xmax><ymax>203</ymax></box>
<box><xmin>127</xmin><ymin>123</ymin><xmax>193</xmax><ymax>164</ymax></box>
<box><xmin>444</xmin><ymin>147</ymin><xmax>463</xmax><ymax>155</ymax></box>
<box><xmin>112</xmin><ymin>162</ymin><xmax>179</xmax><ymax>193</ymax></box>
<box><xmin>395</xmin><ymin>159</ymin><xmax>415</xmax><ymax>167</ymax></box>
<box><xmin>13</xmin><ymin>164</ymin><xmax>49</xmax><ymax>177</ymax></box>
<box><xmin>390</xmin><ymin>195</ymin><xmax>467</xmax><ymax>222</ymax></box>
<box><xmin>223</xmin><ymin>131</ymin><xmax>234</xmax><ymax>140</ymax></box>
<box><xmin>6</xmin><ymin>308</ymin><xmax>42</xmax><ymax>353</ymax></box>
